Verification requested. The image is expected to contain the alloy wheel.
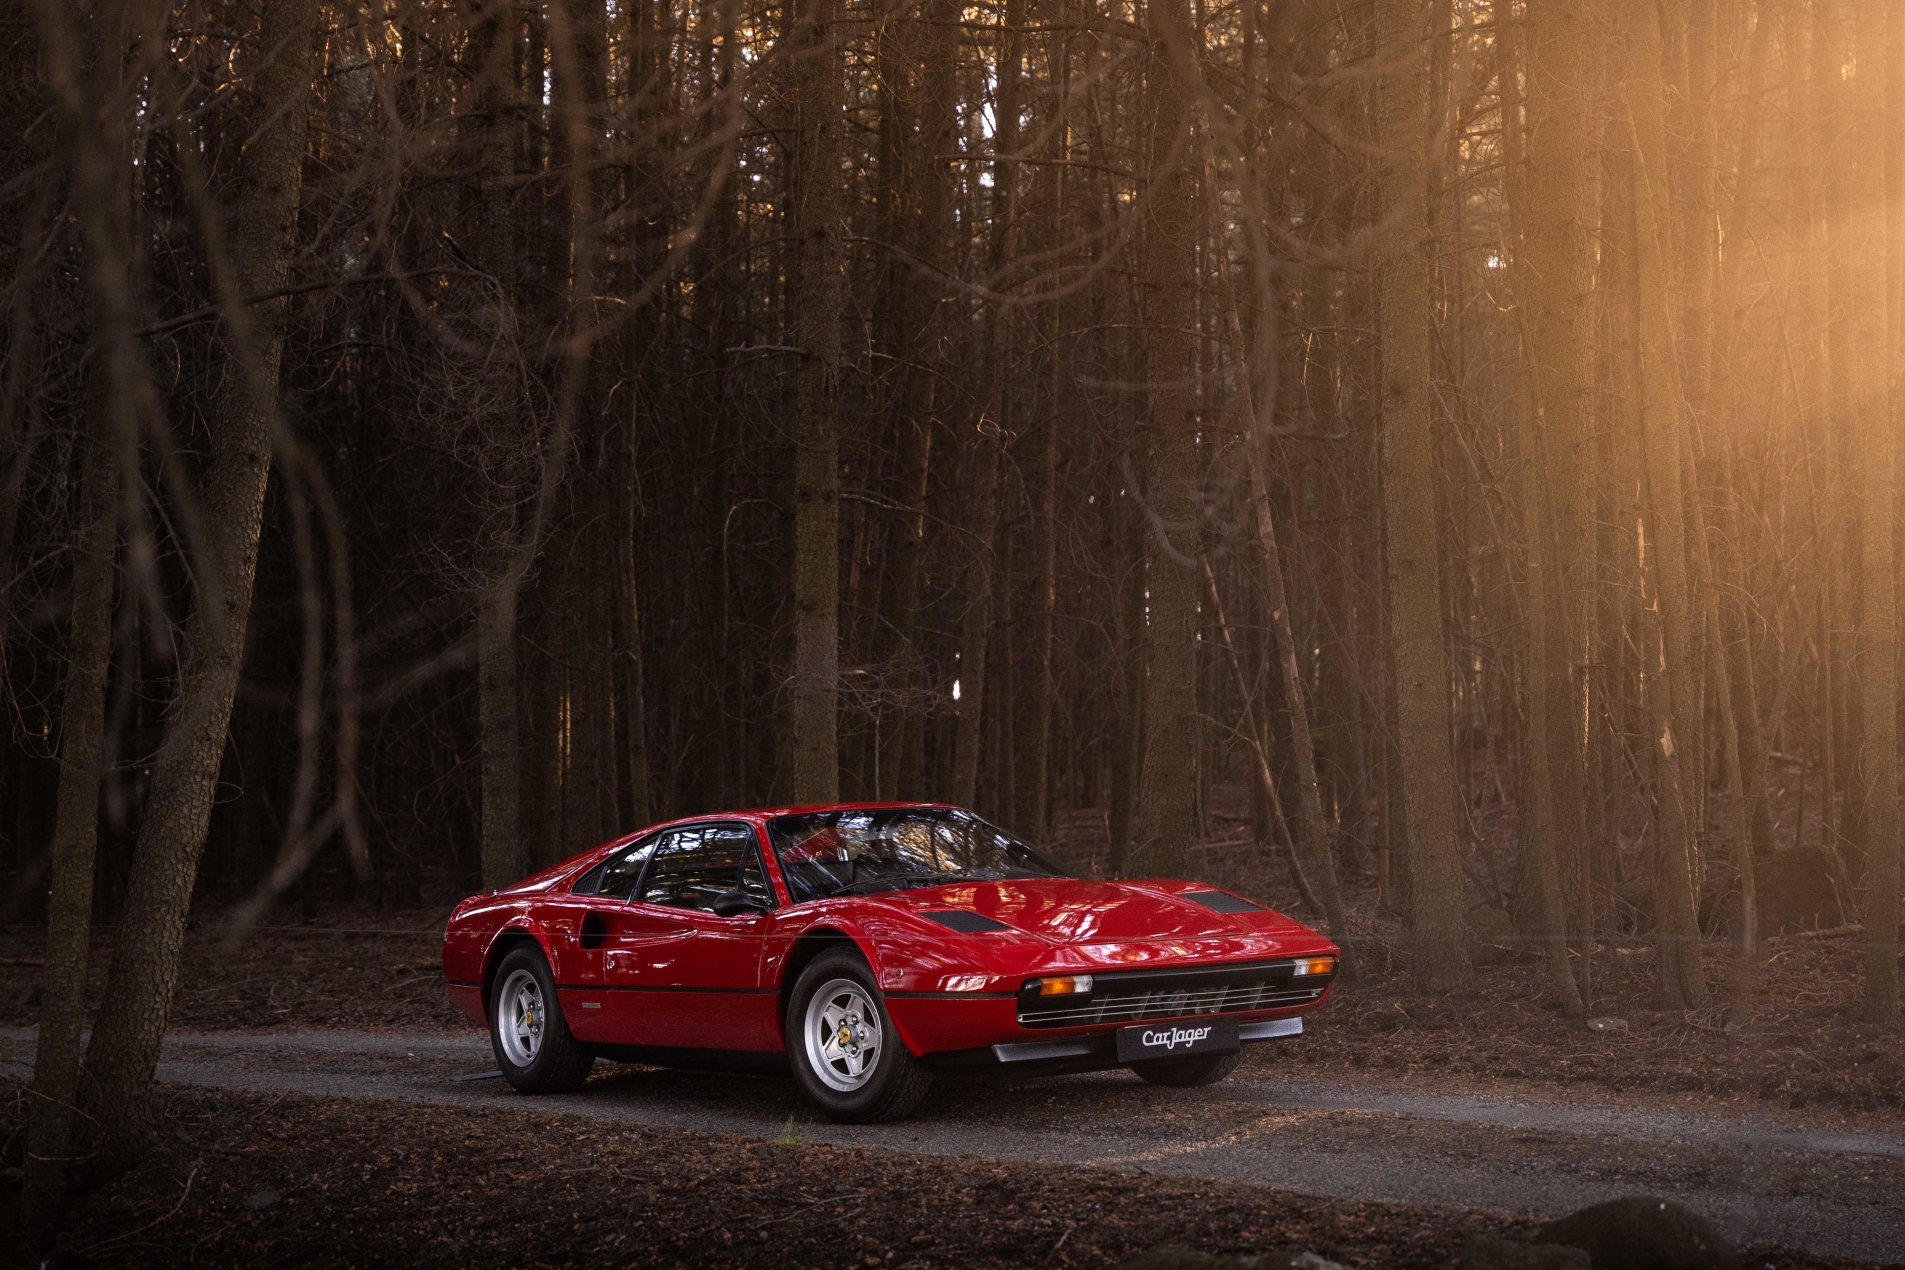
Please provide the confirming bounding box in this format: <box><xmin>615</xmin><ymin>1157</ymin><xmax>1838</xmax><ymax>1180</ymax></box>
<box><xmin>804</xmin><ymin>977</ymin><xmax>883</xmax><ymax>1092</ymax></box>
<box><xmin>498</xmin><ymin>967</ymin><xmax>545</xmax><ymax>1067</ymax></box>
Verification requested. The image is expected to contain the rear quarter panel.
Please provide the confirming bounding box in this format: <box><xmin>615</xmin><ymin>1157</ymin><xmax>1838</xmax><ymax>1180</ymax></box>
<box><xmin>441</xmin><ymin>896</ymin><xmax>577</xmax><ymax>1028</ymax></box>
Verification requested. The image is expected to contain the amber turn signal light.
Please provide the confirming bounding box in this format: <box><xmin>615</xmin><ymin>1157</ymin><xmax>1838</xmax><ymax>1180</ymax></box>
<box><xmin>1293</xmin><ymin>956</ymin><xmax>1336</xmax><ymax>977</ymax></box>
<box><xmin>1034</xmin><ymin>975</ymin><xmax>1094</xmax><ymax>996</ymax></box>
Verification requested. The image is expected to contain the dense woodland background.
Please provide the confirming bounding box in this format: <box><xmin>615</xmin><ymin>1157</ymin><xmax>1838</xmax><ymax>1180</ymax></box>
<box><xmin>3</xmin><ymin>0</ymin><xmax>1905</xmax><ymax>1222</ymax></box>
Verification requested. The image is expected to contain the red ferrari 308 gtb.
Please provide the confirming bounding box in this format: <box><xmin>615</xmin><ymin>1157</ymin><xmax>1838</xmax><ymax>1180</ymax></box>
<box><xmin>442</xmin><ymin>803</ymin><xmax>1339</xmax><ymax>1121</ymax></box>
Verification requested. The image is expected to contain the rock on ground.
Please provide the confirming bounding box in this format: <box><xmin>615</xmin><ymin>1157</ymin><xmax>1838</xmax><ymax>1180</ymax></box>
<box><xmin>1536</xmin><ymin>1196</ymin><xmax>1737</xmax><ymax>1270</ymax></box>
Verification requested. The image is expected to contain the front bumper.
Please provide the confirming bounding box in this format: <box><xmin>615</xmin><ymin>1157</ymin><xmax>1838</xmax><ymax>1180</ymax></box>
<box><xmin>885</xmin><ymin>956</ymin><xmax>1335</xmax><ymax>1057</ymax></box>
<box><xmin>920</xmin><ymin>1013</ymin><xmax>1303</xmax><ymax>1077</ymax></box>
<box><xmin>993</xmin><ymin>1013</ymin><xmax>1301</xmax><ymax>1062</ymax></box>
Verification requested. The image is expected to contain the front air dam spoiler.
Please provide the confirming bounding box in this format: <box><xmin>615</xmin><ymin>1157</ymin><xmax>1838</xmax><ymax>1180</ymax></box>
<box><xmin>922</xmin><ymin>1014</ymin><xmax>1303</xmax><ymax>1078</ymax></box>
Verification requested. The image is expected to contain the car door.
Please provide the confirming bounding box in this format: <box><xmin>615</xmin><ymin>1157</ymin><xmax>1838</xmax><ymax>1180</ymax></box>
<box><xmin>551</xmin><ymin>833</ymin><xmax>664</xmax><ymax>1042</ymax></box>
<box><xmin>609</xmin><ymin>822</ymin><xmax>779</xmax><ymax>1052</ymax></box>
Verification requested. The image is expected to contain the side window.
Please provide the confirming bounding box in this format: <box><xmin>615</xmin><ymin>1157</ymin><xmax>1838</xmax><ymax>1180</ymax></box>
<box><xmin>574</xmin><ymin>834</ymin><xmax>660</xmax><ymax>899</ymax></box>
<box><xmin>637</xmin><ymin>824</ymin><xmax>752</xmax><ymax>911</ymax></box>
<box><xmin>738</xmin><ymin>843</ymin><xmax>776</xmax><ymax>909</ymax></box>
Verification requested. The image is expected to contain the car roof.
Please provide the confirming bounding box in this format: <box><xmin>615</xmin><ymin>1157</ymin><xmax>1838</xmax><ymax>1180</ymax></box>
<box><xmin>736</xmin><ymin>801</ymin><xmax>956</xmax><ymax>819</ymax></box>
<box><xmin>626</xmin><ymin>802</ymin><xmax>959</xmax><ymax>833</ymax></box>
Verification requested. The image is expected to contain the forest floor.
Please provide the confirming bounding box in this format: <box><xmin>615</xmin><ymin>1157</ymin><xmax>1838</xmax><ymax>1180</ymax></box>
<box><xmin>0</xmin><ymin>1051</ymin><xmax>1898</xmax><ymax>1270</ymax></box>
<box><xmin>0</xmin><ymin>1076</ymin><xmax>1614</xmax><ymax>1269</ymax></box>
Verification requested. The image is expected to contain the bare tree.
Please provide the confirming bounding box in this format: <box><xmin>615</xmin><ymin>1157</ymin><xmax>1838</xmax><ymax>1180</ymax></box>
<box><xmin>20</xmin><ymin>0</ymin><xmax>144</xmax><ymax>1229</ymax></box>
<box><xmin>1129</xmin><ymin>0</ymin><xmax>1202</xmax><ymax>876</ymax></box>
<box><xmin>789</xmin><ymin>0</ymin><xmax>847</xmax><ymax>803</ymax></box>
<box><xmin>1619</xmin><ymin>0</ymin><xmax>1707</xmax><ymax>1010</ymax></box>
<box><xmin>1374</xmin><ymin>0</ymin><xmax>1469</xmax><ymax>992</ymax></box>
<box><xmin>79</xmin><ymin>0</ymin><xmax>324</xmax><ymax>1152</ymax></box>
<box><xmin>1851</xmin><ymin>0</ymin><xmax>1898</xmax><ymax>1024</ymax></box>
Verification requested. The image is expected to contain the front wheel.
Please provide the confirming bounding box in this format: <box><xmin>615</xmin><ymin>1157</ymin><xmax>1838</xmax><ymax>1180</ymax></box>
<box><xmin>1129</xmin><ymin>1049</ymin><xmax>1241</xmax><ymax>1088</ymax></box>
<box><xmin>786</xmin><ymin>948</ymin><xmax>932</xmax><ymax>1122</ymax></box>
<box><xmin>489</xmin><ymin>943</ymin><xmax>595</xmax><ymax>1094</ymax></box>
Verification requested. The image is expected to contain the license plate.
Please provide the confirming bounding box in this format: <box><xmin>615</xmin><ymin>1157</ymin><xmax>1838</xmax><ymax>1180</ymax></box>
<box><xmin>1115</xmin><ymin>1013</ymin><xmax>1240</xmax><ymax>1062</ymax></box>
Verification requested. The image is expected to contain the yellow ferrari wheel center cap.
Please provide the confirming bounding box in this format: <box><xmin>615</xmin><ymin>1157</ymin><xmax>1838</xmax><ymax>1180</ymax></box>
<box><xmin>838</xmin><ymin>1024</ymin><xmax>853</xmax><ymax>1047</ymax></box>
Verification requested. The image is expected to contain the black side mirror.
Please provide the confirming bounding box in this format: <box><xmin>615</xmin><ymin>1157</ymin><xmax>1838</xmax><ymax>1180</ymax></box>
<box><xmin>712</xmin><ymin>890</ymin><xmax>767</xmax><ymax>918</ymax></box>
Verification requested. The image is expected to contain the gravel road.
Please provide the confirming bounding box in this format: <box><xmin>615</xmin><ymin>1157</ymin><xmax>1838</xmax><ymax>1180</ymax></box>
<box><xmin>4</xmin><ymin>1027</ymin><xmax>1901</xmax><ymax>1263</ymax></box>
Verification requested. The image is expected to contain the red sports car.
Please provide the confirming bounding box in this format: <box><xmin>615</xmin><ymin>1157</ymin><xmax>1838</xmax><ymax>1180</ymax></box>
<box><xmin>442</xmin><ymin>803</ymin><xmax>1339</xmax><ymax>1121</ymax></box>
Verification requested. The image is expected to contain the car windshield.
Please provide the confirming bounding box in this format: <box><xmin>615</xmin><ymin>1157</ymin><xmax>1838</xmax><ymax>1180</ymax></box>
<box><xmin>766</xmin><ymin>807</ymin><xmax>1069</xmax><ymax>902</ymax></box>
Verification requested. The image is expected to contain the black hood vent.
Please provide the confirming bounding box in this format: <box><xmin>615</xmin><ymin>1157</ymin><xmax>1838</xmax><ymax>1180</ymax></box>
<box><xmin>922</xmin><ymin>910</ymin><xmax>1012</xmax><ymax>933</ymax></box>
<box><xmin>1182</xmin><ymin>890</ymin><xmax>1263</xmax><ymax>914</ymax></box>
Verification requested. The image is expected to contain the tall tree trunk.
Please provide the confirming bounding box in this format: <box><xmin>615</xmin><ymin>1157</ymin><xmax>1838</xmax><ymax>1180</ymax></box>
<box><xmin>474</xmin><ymin>0</ymin><xmax>526</xmax><ymax>888</ymax></box>
<box><xmin>1500</xmin><ymin>0</ymin><xmax>1587</xmax><ymax>1017</ymax></box>
<box><xmin>952</xmin><ymin>433</ymin><xmax>999</xmax><ymax>807</ymax></box>
<box><xmin>1131</xmin><ymin>0</ymin><xmax>1202</xmax><ymax>876</ymax></box>
<box><xmin>1520</xmin><ymin>0</ymin><xmax>1598</xmax><ymax>1002</ymax></box>
<box><xmin>23</xmin><ymin>319</ymin><xmax>122</xmax><ymax>1246</ymax></box>
<box><xmin>1620</xmin><ymin>0</ymin><xmax>1708</xmax><ymax>1009</ymax></box>
<box><xmin>1025</xmin><ymin>13</ymin><xmax>1065</xmax><ymax>833</ymax></box>
<box><xmin>1598</xmin><ymin>102</ymin><xmax>1641</xmax><ymax>910</ymax></box>
<box><xmin>1108</xmin><ymin>497</ymin><xmax>1145</xmax><ymax>874</ymax></box>
<box><xmin>1026</xmin><ymin>359</ymin><xmax>1059</xmax><ymax>835</ymax></box>
<box><xmin>1789</xmin><ymin>0</ymin><xmax>1840</xmax><ymax>874</ymax></box>
<box><xmin>1708</xmin><ymin>7</ymin><xmax>1777</xmax><ymax>864</ymax></box>
<box><xmin>615</xmin><ymin>421</ymin><xmax>652</xmax><ymax>827</ymax></box>
<box><xmin>1707</xmin><ymin>7</ymin><xmax>1776</xmax><ymax>1020</ymax></box>
<box><xmin>21</xmin><ymin>0</ymin><xmax>138</xmax><ymax>1227</ymax></box>
<box><xmin>1658</xmin><ymin>0</ymin><xmax>1711</xmax><ymax>840</ymax></box>
<box><xmin>1374</xmin><ymin>0</ymin><xmax>1469</xmax><ymax>991</ymax></box>
<box><xmin>954</xmin><ymin>0</ymin><xmax>1024</xmax><ymax>811</ymax></box>
<box><xmin>0</xmin><ymin>182</ymin><xmax>51</xmax><ymax>656</ymax></box>
<box><xmin>882</xmin><ymin>0</ymin><xmax>957</xmax><ymax>802</ymax></box>
<box><xmin>477</xmin><ymin>572</ymin><xmax>523</xmax><ymax>884</ymax></box>
<box><xmin>79</xmin><ymin>0</ymin><xmax>321</xmax><ymax>1151</ymax></box>
<box><xmin>991</xmin><ymin>529</ymin><xmax>1017</xmax><ymax>825</ymax></box>
<box><xmin>1818</xmin><ymin>0</ymin><xmax>1864</xmax><ymax>871</ymax></box>
<box><xmin>1853</xmin><ymin>0</ymin><xmax>1899</xmax><ymax>1024</ymax></box>
<box><xmin>788</xmin><ymin>0</ymin><xmax>844</xmax><ymax>803</ymax></box>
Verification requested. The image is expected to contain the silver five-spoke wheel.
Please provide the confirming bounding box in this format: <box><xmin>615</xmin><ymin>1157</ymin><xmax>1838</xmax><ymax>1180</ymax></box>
<box><xmin>497</xmin><ymin>967</ymin><xmax>545</xmax><ymax>1067</ymax></box>
<box><xmin>786</xmin><ymin>948</ymin><xmax>931</xmax><ymax>1121</ymax></box>
<box><xmin>805</xmin><ymin>977</ymin><xmax>883</xmax><ymax>1092</ymax></box>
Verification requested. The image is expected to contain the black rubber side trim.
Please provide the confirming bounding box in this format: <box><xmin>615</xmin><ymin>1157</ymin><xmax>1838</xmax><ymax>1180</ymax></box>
<box><xmin>554</xmin><ymin>983</ymin><xmax>776</xmax><ymax>994</ymax></box>
<box><xmin>1181</xmin><ymin>890</ymin><xmax>1265</xmax><ymax>914</ymax></box>
<box><xmin>920</xmin><ymin>910</ymin><xmax>1012</xmax><ymax>933</ymax></box>
<box><xmin>884</xmin><ymin>990</ymin><xmax>1017</xmax><ymax>999</ymax></box>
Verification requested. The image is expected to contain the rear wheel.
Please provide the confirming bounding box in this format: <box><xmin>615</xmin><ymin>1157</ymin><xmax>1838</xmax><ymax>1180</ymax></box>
<box><xmin>786</xmin><ymin>947</ymin><xmax>932</xmax><ymax>1122</ymax></box>
<box><xmin>489</xmin><ymin>943</ymin><xmax>595</xmax><ymax>1094</ymax></box>
<box><xmin>1129</xmin><ymin>1049</ymin><xmax>1241</xmax><ymax>1088</ymax></box>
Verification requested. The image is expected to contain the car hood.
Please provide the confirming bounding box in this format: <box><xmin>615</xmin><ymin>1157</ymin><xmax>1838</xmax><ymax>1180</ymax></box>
<box><xmin>891</xmin><ymin>877</ymin><xmax>1317</xmax><ymax>946</ymax></box>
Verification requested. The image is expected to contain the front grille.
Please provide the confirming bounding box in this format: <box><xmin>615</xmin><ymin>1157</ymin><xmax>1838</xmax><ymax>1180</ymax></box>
<box><xmin>1016</xmin><ymin>959</ymin><xmax>1329</xmax><ymax>1029</ymax></box>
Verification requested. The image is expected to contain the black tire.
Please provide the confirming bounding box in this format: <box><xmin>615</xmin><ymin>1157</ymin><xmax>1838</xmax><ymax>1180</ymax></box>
<box><xmin>1128</xmin><ymin>1049</ymin><xmax>1242</xmax><ymax>1088</ymax></box>
<box><xmin>785</xmin><ymin>947</ymin><xmax>933</xmax><ymax>1123</ymax></box>
<box><xmin>488</xmin><ymin>942</ymin><xmax>595</xmax><ymax>1094</ymax></box>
